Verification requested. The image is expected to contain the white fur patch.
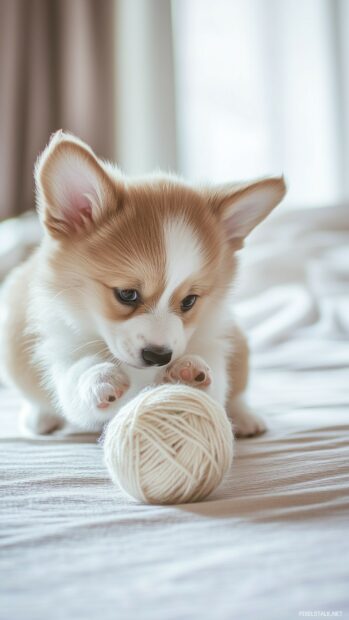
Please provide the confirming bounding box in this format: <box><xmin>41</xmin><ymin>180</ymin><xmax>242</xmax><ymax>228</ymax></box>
<box><xmin>158</xmin><ymin>219</ymin><xmax>203</xmax><ymax>310</ymax></box>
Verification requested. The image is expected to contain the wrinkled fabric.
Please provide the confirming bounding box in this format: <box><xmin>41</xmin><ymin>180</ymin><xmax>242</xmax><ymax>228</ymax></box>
<box><xmin>1</xmin><ymin>205</ymin><xmax>349</xmax><ymax>620</ymax></box>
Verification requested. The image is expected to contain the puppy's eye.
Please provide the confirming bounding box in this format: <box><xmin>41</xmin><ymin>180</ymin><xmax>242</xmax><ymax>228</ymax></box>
<box><xmin>114</xmin><ymin>288</ymin><xmax>140</xmax><ymax>305</ymax></box>
<box><xmin>180</xmin><ymin>294</ymin><xmax>198</xmax><ymax>312</ymax></box>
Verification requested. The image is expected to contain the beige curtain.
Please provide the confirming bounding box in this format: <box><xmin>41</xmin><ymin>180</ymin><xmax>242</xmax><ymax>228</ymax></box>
<box><xmin>115</xmin><ymin>0</ymin><xmax>177</xmax><ymax>176</ymax></box>
<box><xmin>0</xmin><ymin>0</ymin><xmax>116</xmax><ymax>220</ymax></box>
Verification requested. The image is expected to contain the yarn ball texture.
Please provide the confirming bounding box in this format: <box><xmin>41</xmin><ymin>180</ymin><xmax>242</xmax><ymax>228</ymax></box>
<box><xmin>103</xmin><ymin>384</ymin><xmax>233</xmax><ymax>505</ymax></box>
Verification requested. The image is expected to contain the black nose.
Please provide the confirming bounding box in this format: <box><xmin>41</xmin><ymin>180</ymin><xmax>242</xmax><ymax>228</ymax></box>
<box><xmin>141</xmin><ymin>346</ymin><xmax>172</xmax><ymax>367</ymax></box>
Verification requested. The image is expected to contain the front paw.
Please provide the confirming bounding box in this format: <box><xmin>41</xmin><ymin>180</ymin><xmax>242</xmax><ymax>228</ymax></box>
<box><xmin>163</xmin><ymin>354</ymin><xmax>212</xmax><ymax>388</ymax></box>
<box><xmin>229</xmin><ymin>399</ymin><xmax>267</xmax><ymax>438</ymax></box>
<box><xmin>78</xmin><ymin>363</ymin><xmax>130</xmax><ymax>411</ymax></box>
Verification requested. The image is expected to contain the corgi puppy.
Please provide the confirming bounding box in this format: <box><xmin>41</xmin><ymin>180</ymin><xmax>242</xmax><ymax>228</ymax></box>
<box><xmin>0</xmin><ymin>132</ymin><xmax>286</xmax><ymax>436</ymax></box>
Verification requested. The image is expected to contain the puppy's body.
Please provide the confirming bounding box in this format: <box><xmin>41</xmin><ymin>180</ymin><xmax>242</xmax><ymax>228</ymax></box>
<box><xmin>0</xmin><ymin>132</ymin><xmax>285</xmax><ymax>436</ymax></box>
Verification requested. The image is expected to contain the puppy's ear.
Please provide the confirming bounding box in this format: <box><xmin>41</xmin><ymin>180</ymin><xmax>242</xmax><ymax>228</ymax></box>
<box><xmin>207</xmin><ymin>177</ymin><xmax>286</xmax><ymax>249</ymax></box>
<box><xmin>35</xmin><ymin>131</ymin><xmax>118</xmax><ymax>238</ymax></box>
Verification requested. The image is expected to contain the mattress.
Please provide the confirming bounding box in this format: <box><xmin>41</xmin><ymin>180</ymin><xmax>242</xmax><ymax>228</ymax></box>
<box><xmin>1</xmin><ymin>205</ymin><xmax>349</xmax><ymax>620</ymax></box>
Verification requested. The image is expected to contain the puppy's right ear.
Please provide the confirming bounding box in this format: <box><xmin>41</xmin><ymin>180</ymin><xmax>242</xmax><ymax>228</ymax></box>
<box><xmin>35</xmin><ymin>131</ymin><xmax>118</xmax><ymax>238</ymax></box>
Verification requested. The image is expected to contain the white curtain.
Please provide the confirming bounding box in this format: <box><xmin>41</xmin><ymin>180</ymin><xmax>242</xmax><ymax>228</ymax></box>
<box><xmin>172</xmin><ymin>0</ymin><xmax>349</xmax><ymax>208</ymax></box>
<box><xmin>114</xmin><ymin>0</ymin><xmax>177</xmax><ymax>175</ymax></box>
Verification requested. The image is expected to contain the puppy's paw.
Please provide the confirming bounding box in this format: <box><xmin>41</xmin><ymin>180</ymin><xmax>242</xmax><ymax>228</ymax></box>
<box><xmin>78</xmin><ymin>363</ymin><xmax>130</xmax><ymax>411</ymax></box>
<box><xmin>163</xmin><ymin>354</ymin><xmax>212</xmax><ymax>388</ymax></box>
<box><xmin>234</xmin><ymin>411</ymin><xmax>266</xmax><ymax>438</ymax></box>
<box><xmin>20</xmin><ymin>405</ymin><xmax>64</xmax><ymax>436</ymax></box>
<box><xmin>228</xmin><ymin>399</ymin><xmax>267</xmax><ymax>438</ymax></box>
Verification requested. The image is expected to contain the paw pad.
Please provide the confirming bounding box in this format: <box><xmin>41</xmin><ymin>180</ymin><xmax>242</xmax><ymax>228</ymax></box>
<box><xmin>165</xmin><ymin>355</ymin><xmax>211</xmax><ymax>388</ymax></box>
<box><xmin>195</xmin><ymin>372</ymin><xmax>205</xmax><ymax>382</ymax></box>
<box><xmin>80</xmin><ymin>364</ymin><xmax>130</xmax><ymax>412</ymax></box>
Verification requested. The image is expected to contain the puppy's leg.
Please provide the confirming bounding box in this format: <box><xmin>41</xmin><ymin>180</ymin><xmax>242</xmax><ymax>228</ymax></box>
<box><xmin>52</xmin><ymin>355</ymin><xmax>130</xmax><ymax>431</ymax></box>
<box><xmin>226</xmin><ymin>324</ymin><xmax>266</xmax><ymax>437</ymax></box>
<box><xmin>161</xmin><ymin>340</ymin><xmax>229</xmax><ymax>408</ymax></box>
<box><xmin>159</xmin><ymin>324</ymin><xmax>266</xmax><ymax>437</ymax></box>
<box><xmin>19</xmin><ymin>403</ymin><xmax>64</xmax><ymax>436</ymax></box>
<box><xmin>227</xmin><ymin>395</ymin><xmax>266</xmax><ymax>438</ymax></box>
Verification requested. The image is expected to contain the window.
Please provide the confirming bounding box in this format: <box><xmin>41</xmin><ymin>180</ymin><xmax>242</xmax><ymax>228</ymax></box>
<box><xmin>172</xmin><ymin>0</ymin><xmax>348</xmax><ymax>207</ymax></box>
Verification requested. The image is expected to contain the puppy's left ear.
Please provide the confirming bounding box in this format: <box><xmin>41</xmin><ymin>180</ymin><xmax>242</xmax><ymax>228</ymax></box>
<box><xmin>207</xmin><ymin>177</ymin><xmax>286</xmax><ymax>249</ymax></box>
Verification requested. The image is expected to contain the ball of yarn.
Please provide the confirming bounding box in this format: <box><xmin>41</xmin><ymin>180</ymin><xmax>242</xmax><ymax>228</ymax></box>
<box><xmin>103</xmin><ymin>384</ymin><xmax>233</xmax><ymax>505</ymax></box>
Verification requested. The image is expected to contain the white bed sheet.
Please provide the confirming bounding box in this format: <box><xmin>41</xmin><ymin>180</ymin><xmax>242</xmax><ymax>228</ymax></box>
<box><xmin>1</xmin><ymin>205</ymin><xmax>349</xmax><ymax>620</ymax></box>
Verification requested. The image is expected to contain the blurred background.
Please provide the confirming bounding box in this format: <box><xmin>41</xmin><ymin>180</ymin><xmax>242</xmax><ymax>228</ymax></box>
<box><xmin>2</xmin><ymin>0</ymin><xmax>349</xmax><ymax>222</ymax></box>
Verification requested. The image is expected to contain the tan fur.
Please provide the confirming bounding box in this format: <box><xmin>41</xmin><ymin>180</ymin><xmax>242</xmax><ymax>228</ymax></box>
<box><xmin>227</xmin><ymin>323</ymin><xmax>250</xmax><ymax>399</ymax></box>
<box><xmin>42</xmin><ymin>180</ymin><xmax>235</xmax><ymax>325</ymax></box>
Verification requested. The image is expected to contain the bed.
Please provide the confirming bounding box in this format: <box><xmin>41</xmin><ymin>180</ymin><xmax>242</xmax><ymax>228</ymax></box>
<box><xmin>1</xmin><ymin>205</ymin><xmax>348</xmax><ymax>620</ymax></box>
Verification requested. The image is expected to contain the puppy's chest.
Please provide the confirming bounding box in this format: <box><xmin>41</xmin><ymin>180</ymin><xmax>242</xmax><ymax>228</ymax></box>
<box><xmin>125</xmin><ymin>364</ymin><xmax>161</xmax><ymax>398</ymax></box>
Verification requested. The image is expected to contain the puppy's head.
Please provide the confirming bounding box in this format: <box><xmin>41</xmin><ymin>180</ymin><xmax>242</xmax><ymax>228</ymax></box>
<box><xmin>36</xmin><ymin>132</ymin><xmax>286</xmax><ymax>368</ymax></box>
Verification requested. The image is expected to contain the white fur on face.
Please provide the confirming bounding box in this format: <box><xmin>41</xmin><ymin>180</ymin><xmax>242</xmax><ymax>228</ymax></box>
<box><xmin>99</xmin><ymin>218</ymin><xmax>204</xmax><ymax>368</ymax></box>
<box><xmin>109</xmin><ymin>312</ymin><xmax>186</xmax><ymax>367</ymax></box>
<box><xmin>159</xmin><ymin>218</ymin><xmax>203</xmax><ymax>310</ymax></box>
